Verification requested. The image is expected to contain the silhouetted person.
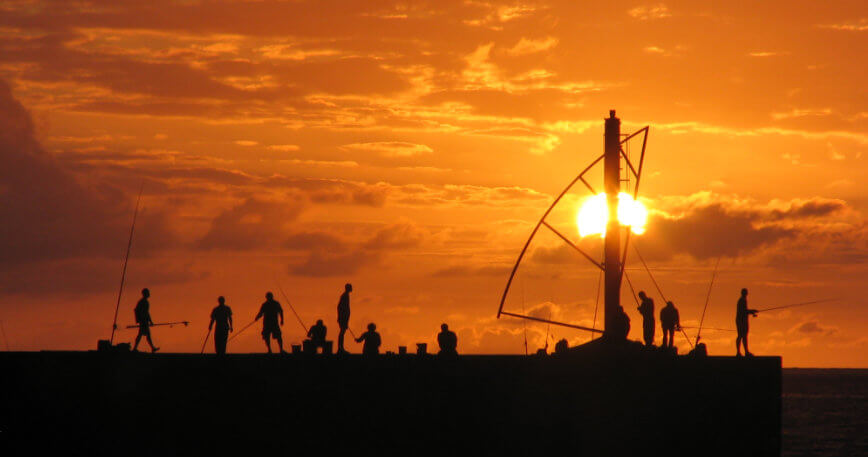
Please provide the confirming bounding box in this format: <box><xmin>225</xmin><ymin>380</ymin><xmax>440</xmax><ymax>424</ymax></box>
<box><xmin>307</xmin><ymin>319</ymin><xmax>327</xmax><ymax>350</ymax></box>
<box><xmin>736</xmin><ymin>288</ymin><xmax>758</xmax><ymax>357</ymax></box>
<box><xmin>637</xmin><ymin>291</ymin><xmax>655</xmax><ymax>346</ymax></box>
<box><xmin>209</xmin><ymin>296</ymin><xmax>233</xmax><ymax>355</ymax></box>
<box><xmin>133</xmin><ymin>288</ymin><xmax>159</xmax><ymax>353</ymax></box>
<box><xmin>355</xmin><ymin>322</ymin><xmax>381</xmax><ymax>355</ymax></box>
<box><xmin>610</xmin><ymin>305</ymin><xmax>630</xmax><ymax>340</ymax></box>
<box><xmin>660</xmin><ymin>300</ymin><xmax>680</xmax><ymax>349</ymax></box>
<box><xmin>256</xmin><ymin>292</ymin><xmax>284</xmax><ymax>354</ymax></box>
<box><xmin>337</xmin><ymin>283</ymin><xmax>352</xmax><ymax>354</ymax></box>
<box><xmin>437</xmin><ymin>323</ymin><xmax>457</xmax><ymax>355</ymax></box>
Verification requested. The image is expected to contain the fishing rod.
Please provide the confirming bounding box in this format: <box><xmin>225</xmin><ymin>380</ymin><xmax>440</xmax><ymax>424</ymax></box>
<box><xmin>200</xmin><ymin>327</ymin><xmax>212</xmax><ymax>354</ymax></box>
<box><xmin>695</xmin><ymin>256</ymin><xmax>721</xmax><ymax>346</ymax></box>
<box><xmin>228</xmin><ymin>319</ymin><xmax>257</xmax><ymax>342</ymax></box>
<box><xmin>110</xmin><ymin>182</ymin><xmax>144</xmax><ymax>345</ymax></box>
<box><xmin>754</xmin><ymin>298</ymin><xmax>838</xmax><ymax>314</ymax></box>
<box><xmin>124</xmin><ymin>321</ymin><xmax>189</xmax><ymax>329</ymax></box>
<box><xmin>274</xmin><ymin>280</ymin><xmax>308</xmax><ymax>333</ymax></box>
<box><xmin>682</xmin><ymin>325</ymin><xmax>736</xmax><ymax>332</ymax></box>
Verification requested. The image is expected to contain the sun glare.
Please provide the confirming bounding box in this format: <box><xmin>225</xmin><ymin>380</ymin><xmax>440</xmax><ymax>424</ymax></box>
<box><xmin>577</xmin><ymin>192</ymin><xmax>648</xmax><ymax>237</ymax></box>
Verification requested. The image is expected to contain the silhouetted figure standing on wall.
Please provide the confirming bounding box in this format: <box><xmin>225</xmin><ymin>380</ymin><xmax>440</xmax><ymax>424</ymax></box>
<box><xmin>337</xmin><ymin>283</ymin><xmax>352</xmax><ymax>354</ymax></box>
<box><xmin>637</xmin><ymin>291</ymin><xmax>655</xmax><ymax>346</ymax></box>
<box><xmin>355</xmin><ymin>323</ymin><xmax>381</xmax><ymax>355</ymax></box>
<box><xmin>133</xmin><ymin>288</ymin><xmax>159</xmax><ymax>353</ymax></box>
<box><xmin>209</xmin><ymin>296</ymin><xmax>233</xmax><ymax>355</ymax></box>
<box><xmin>437</xmin><ymin>323</ymin><xmax>458</xmax><ymax>355</ymax></box>
<box><xmin>256</xmin><ymin>292</ymin><xmax>285</xmax><ymax>354</ymax></box>
<box><xmin>307</xmin><ymin>319</ymin><xmax>327</xmax><ymax>350</ymax></box>
<box><xmin>736</xmin><ymin>288</ymin><xmax>758</xmax><ymax>357</ymax></box>
<box><xmin>660</xmin><ymin>301</ymin><xmax>680</xmax><ymax>349</ymax></box>
<box><xmin>611</xmin><ymin>305</ymin><xmax>630</xmax><ymax>340</ymax></box>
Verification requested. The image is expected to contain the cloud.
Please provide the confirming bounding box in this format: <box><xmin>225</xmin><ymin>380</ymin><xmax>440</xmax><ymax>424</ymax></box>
<box><xmin>793</xmin><ymin>320</ymin><xmax>837</xmax><ymax>336</ymax></box>
<box><xmin>341</xmin><ymin>141</ymin><xmax>433</xmax><ymax>157</ymax></box>
<box><xmin>267</xmin><ymin>144</ymin><xmax>300</xmax><ymax>152</ymax></box>
<box><xmin>197</xmin><ymin>197</ymin><xmax>308</xmax><ymax>250</ymax></box>
<box><xmin>628</xmin><ymin>4</ymin><xmax>671</xmax><ymax>20</ymax></box>
<box><xmin>506</xmin><ymin>37</ymin><xmax>558</xmax><ymax>56</ymax></box>
<box><xmin>817</xmin><ymin>19</ymin><xmax>868</xmax><ymax>32</ymax></box>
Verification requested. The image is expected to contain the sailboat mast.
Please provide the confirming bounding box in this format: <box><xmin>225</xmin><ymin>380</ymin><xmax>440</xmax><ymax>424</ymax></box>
<box><xmin>603</xmin><ymin>110</ymin><xmax>622</xmax><ymax>337</ymax></box>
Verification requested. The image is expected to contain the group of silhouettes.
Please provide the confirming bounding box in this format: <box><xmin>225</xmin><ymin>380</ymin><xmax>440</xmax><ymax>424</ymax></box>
<box><xmin>630</xmin><ymin>287</ymin><xmax>758</xmax><ymax>356</ymax></box>
<box><xmin>131</xmin><ymin>283</ymin><xmax>459</xmax><ymax>356</ymax></box>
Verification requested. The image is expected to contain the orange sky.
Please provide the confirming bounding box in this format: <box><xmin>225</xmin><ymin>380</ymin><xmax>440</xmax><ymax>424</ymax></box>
<box><xmin>0</xmin><ymin>1</ymin><xmax>865</xmax><ymax>367</ymax></box>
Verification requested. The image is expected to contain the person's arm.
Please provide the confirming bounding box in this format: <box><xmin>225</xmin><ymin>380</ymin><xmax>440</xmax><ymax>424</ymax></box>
<box><xmin>278</xmin><ymin>305</ymin><xmax>284</xmax><ymax>326</ymax></box>
<box><xmin>355</xmin><ymin>333</ymin><xmax>364</xmax><ymax>343</ymax></box>
<box><xmin>255</xmin><ymin>304</ymin><xmax>263</xmax><ymax>321</ymax></box>
<box><xmin>229</xmin><ymin>310</ymin><xmax>233</xmax><ymax>332</ymax></box>
<box><xmin>675</xmin><ymin>310</ymin><xmax>681</xmax><ymax>330</ymax></box>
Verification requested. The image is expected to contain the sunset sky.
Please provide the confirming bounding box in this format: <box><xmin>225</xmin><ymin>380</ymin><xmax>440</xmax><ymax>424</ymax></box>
<box><xmin>0</xmin><ymin>1</ymin><xmax>865</xmax><ymax>367</ymax></box>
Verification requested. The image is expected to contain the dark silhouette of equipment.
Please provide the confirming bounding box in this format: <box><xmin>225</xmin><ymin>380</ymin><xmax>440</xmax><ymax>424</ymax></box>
<box><xmin>124</xmin><ymin>321</ymin><xmax>189</xmax><ymax>329</ymax></box>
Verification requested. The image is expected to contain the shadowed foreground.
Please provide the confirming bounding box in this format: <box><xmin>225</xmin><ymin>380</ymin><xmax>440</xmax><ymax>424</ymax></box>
<box><xmin>0</xmin><ymin>351</ymin><xmax>780</xmax><ymax>456</ymax></box>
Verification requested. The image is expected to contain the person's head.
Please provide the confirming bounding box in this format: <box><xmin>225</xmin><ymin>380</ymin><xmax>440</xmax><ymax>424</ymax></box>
<box><xmin>741</xmin><ymin>288</ymin><xmax>748</xmax><ymax>296</ymax></box>
<box><xmin>367</xmin><ymin>322</ymin><xmax>376</xmax><ymax>331</ymax></box>
<box><xmin>638</xmin><ymin>291</ymin><xmax>647</xmax><ymax>299</ymax></box>
<box><xmin>666</xmin><ymin>301</ymin><xmax>674</xmax><ymax>307</ymax></box>
<box><xmin>441</xmin><ymin>323</ymin><xmax>449</xmax><ymax>332</ymax></box>
<box><xmin>345</xmin><ymin>283</ymin><xmax>353</xmax><ymax>292</ymax></box>
<box><xmin>266</xmin><ymin>292</ymin><xmax>274</xmax><ymax>300</ymax></box>
<box><xmin>316</xmin><ymin>319</ymin><xmax>324</xmax><ymax>326</ymax></box>
<box><xmin>142</xmin><ymin>288</ymin><xmax>150</xmax><ymax>298</ymax></box>
<box><xmin>218</xmin><ymin>296</ymin><xmax>225</xmax><ymax>305</ymax></box>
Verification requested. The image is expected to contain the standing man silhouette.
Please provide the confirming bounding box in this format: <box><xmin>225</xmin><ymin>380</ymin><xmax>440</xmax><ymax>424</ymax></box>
<box><xmin>209</xmin><ymin>296</ymin><xmax>233</xmax><ymax>355</ymax></box>
<box><xmin>637</xmin><ymin>291</ymin><xmax>655</xmax><ymax>346</ymax></box>
<box><xmin>660</xmin><ymin>300</ymin><xmax>680</xmax><ymax>349</ymax></box>
<box><xmin>735</xmin><ymin>288</ymin><xmax>758</xmax><ymax>357</ymax></box>
<box><xmin>256</xmin><ymin>292</ymin><xmax>285</xmax><ymax>354</ymax></box>
<box><xmin>133</xmin><ymin>288</ymin><xmax>159</xmax><ymax>353</ymax></box>
<box><xmin>337</xmin><ymin>283</ymin><xmax>352</xmax><ymax>354</ymax></box>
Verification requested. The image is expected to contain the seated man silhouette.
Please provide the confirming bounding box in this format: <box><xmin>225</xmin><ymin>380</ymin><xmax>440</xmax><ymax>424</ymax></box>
<box><xmin>355</xmin><ymin>323</ymin><xmax>381</xmax><ymax>356</ymax></box>
<box><xmin>437</xmin><ymin>323</ymin><xmax>458</xmax><ymax>356</ymax></box>
<box><xmin>306</xmin><ymin>319</ymin><xmax>328</xmax><ymax>353</ymax></box>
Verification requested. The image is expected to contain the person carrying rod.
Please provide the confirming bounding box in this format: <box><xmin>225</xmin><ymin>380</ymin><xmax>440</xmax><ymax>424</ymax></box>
<box><xmin>736</xmin><ymin>288</ymin><xmax>758</xmax><ymax>357</ymax></box>
<box><xmin>256</xmin><ymin>292</ymin><xmax>285</xmax><ymax>354</ymax></box>
<box><xmin>209</xmin><ymin>296</ymin><xmax>233</xmax><ymax>355</ymax></box>
<box><xmin>132</xmin><ymin>288</ymin><xmax>159</xmax><ymax>353</ymax></box>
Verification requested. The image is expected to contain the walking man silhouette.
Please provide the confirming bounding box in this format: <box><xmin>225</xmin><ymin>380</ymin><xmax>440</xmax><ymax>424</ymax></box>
<box><xmin>133</xmin><ymin>288</ymin><xmax>159</xmax><ymax>353</ymax></box>
<box><xmin>256</xmin><ymin>292</ymin><xmax>285</xmax><ymax>354</ymax></box>
<box><xmin>735</xmin><ymin>288</ymin><xmax>758</xmax><ymax>357</ymax></box>
<box><xmin>355</xmin><ymin>322</ymin><xmax>381</xmax><ymax>355</ymax></box>
<box><xmin>337</xmin><ymin>283</ymin><xmax>352</xmax><ymax>354</ymax></box>
<box><xmin>209</xmin><ymin>296</ymin><xmax>233</xmax><ymax>355</ymax></box>
<box><xmin>660</xmin><ymin>300</ymin><xmax>680</xmax><ymax>349</ymax></box>
<box><xmin>637</xmin><ymin>291</ymin><xmax>655</xmax><ymax>346</ymax></box>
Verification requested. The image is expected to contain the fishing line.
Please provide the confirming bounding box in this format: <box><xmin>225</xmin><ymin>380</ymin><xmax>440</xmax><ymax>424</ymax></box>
<box><xmin>695</xmin><ymin>256</ymin><xmax>722</xmax><ymax>346</ymax></box>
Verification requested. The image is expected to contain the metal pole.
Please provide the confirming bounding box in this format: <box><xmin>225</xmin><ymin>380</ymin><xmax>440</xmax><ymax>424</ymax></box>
<box><xmin>603</xmin><ymin>110</ymin><xmax>621</xmax><ymax>338</ymax></box>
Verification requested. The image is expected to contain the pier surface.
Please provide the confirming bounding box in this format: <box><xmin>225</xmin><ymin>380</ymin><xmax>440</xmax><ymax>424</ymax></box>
<box><xmin>0</xmin><ymin>351</ymin><xmax>780</xmax><ymax>456</ymax></box>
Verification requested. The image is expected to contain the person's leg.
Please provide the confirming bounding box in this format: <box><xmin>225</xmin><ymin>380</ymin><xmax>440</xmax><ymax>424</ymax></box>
<box><xmin>134</xmin><ymin>333</ymin><xmax>142</xmax><ymax>351</ymax></box>
<box><xmin>338</xmin><ymin>327</ymin><xmax>346</xmax><ymax>352</ymax></box>
<box><xmin>146</xmin><ymin>334</ymin><xmax>157</xmax><ymax>352</ymax></box>
<box><xmin>744</xmin><ymin>333</ymin><xmax>752</xmax><ymax>356</ymax></box>
<box><xmin>264</xmin><ymin>331</ymin><xmax>272</xmax><ymax>353</ymax></box>
<box><xmin>276</xmin><ymin>335</ymin><xmax>284</xmax><ymax>353</ymax></box>
<box><xmin>736</xmin><ymin>335</ymin><xmax>743</xmax><ymax>356</ymax></box>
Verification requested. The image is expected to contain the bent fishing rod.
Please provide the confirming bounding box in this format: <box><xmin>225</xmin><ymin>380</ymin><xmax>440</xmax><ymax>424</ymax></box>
<box><xmin>754</xmin><ymin>298</ymin><xmax>838</xmax><ymax>314</ymax></box>
<box><xmin>110</xmin><ymin>182</ymin><xmax>144</xmax><ymax>344</ymax></box>
<box><xmin>124</xmin><ymin>321</ymin><xmax>189</xmax><ymax>329</ymax></box>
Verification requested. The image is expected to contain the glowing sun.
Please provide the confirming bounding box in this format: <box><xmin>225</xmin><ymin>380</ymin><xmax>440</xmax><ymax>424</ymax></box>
<box><xmin>577</xmin><ymin>193</ymin><xmax>648</xmax><ymax>237</ymax></box>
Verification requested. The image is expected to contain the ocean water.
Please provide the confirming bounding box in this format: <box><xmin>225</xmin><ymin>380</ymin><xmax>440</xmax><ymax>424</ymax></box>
<box><xmin>782</xmin><ymin>369</ymin><xmax>868</xmax><ymax>456</ymax></box>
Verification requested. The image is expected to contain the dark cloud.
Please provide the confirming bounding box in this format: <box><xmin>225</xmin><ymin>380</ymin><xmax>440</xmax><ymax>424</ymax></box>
<box><xmin>0</xmin><ymin>78</ymin><xmax>176</xmax><ymax>265</ymax></box>
<box><xmin>197</xmin><ymin>197</ymin><xmax>307</xmax><ymax>250</ymax></box>
<box><xmin>794</xmin><ymin>320</ymin><xmax>837</xmax><ymax>336</ymax></box>
<box><xmin>265</xmin><ymin>176</ymin><xmax>390</xmax><ymax>206</ymax></box>
<box><xmin>767</xmin><ymin>198</ymin><xmax>846</xmax><ymax>220</ymax></box>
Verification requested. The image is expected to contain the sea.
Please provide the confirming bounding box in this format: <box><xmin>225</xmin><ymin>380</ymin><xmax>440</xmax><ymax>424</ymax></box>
<box><xmin>782</xmin><ymin>369</ymin><xmax>868</xmax><ymax>456</ymax></box>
